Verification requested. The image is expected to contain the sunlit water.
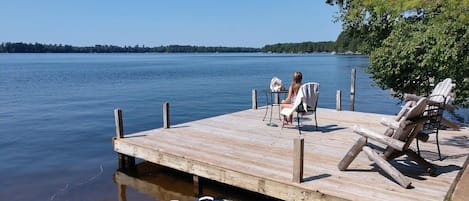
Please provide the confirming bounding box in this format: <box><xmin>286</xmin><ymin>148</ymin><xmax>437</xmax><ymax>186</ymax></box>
<box><xmin>0</xmin><ymin>53</ymin><xmax>428</xmax><ymax>200</ymax></box>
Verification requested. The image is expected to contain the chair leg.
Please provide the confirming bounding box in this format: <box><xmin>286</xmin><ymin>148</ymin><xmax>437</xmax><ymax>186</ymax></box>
<box><xmin>314</xmin><ymin>112</ymin><xmax>318</xmax><ymax>130</ymax></box>
<box><xmin>281</xmin><ymin>115</ymin><xmax>286</xmax><ymax>130</ymax></box>
<box><xmin>436</xmin><ymin>130</ymin><xmax>442</xmax><ymax>160</ymax></box>
<box><xmin>262</xmin><ymin>105</ymin><xmax>269</xmax><ymax>121</ymax></box>
<box><xmin>269</xmin><ymin>102</ymin><xmax>274</xmax><ymax>123</ymax></box>
<box><xmin>362</xmin><ymin>146</ymin><xmax>412</xmax><ymax>188</ymax></box>
<box><xmin>262</xmin><ymin>93</ymin><xmax>270</xmax><ymax>121</ymax></box>
<box><xmin>297</xmin><ymin>112</ymin><xmax>301</xmax><ymax>135</ymax></box>
<box><xmin>416</xmin><ymin>138</ymin><xmax>421</xmax><ymax>156</ymax></box>
<box><xmin>338</xmin><ymin>137</ymin><xmax>367</xmax><ymax>170</ymax></box>
<box><xmin>278</xmin><ymin>105</ymin><xmax>281</xmax><ymax>120</ymax></box>
<box><xmin>404</xmin><ymin>149</ymin><xmax>436</xmax><ymax>176</ymax></box>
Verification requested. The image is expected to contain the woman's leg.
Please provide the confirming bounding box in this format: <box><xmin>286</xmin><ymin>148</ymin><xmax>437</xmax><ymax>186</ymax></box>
<box><xmin>280</xmin><ymin>104</ymin><xmax>294</xmax><ymax>124</ymax></box>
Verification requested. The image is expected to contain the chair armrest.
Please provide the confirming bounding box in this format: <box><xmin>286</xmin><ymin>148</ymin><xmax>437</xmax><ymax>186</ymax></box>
<box><xmin>353</xmin><ymin>125</ymin><xmax>405</xmax><ymax>151</ymax></box>
<box><xmin>441</xmin><ymin>117</ymin><xmax>460</xmax><ymax>131</ymax></box>
<box><xmin>404</xmin><ymin>93</ymin><xmax>423</xmax><ymax>101</ymax></box>
<box><xmin>380</xmin><ymin>118</ymin><xmax>405</xmax><ymax>130</ymax></box>
<box><xmin>443</xmin><ymin>103</ymin><xmax>456</xmax><ymax>112</ymax></box>
<box><xmin>425</xmin><ymin>99</ymin><xmax>456</xmax><ymax>112</ymax></box>
<box><xmin>405</xmin><ymin>93</ymin><xmax>455</xmax><ymax>112</ymax></box>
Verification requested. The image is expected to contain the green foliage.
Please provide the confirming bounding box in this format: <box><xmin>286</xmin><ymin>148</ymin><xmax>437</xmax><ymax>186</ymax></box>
<box><xmin>328</xmin><ymin>0</ymin><xmax>469</xmax><ymax>106</ymax></box>
<box><xmin>261</xmin><ymin>41</ymin><xmax>336</xmax><ymax>53</ymax></box>
<box><xmin>335</xmin><ymin>30</ymin><xmax>365</xmax><ymax>53</ymax></box>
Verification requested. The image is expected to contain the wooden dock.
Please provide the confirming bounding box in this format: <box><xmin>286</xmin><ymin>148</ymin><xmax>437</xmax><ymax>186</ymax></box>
<box><xmin>113</xmin><ymin>106</ymin><xmax>469</xmax><ymax>201</ymax></box>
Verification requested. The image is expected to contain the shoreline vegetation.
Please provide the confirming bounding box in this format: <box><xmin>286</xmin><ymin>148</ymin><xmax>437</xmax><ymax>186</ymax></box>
<box><xmin>0</xmin><ymin>32</ymin><xmax>361</xmax><ymax>54</ymax></box>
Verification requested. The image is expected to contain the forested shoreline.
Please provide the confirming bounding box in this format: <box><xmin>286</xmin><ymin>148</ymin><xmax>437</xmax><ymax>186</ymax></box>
<box><xmin>0</xmin><ymin>43</ymin><xmax>260</xmax><ymax>53</ymax></box>
<box><xmin>0</xmin><ymin>32</ymin><xmax>361</xmax><ymax>54</ymax></box>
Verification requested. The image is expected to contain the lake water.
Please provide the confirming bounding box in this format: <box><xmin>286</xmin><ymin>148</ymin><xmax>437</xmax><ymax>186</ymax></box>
<box><xmin>0</xmin><ymin>53</ymin><xmax>405</xmax><ymax>201</ymax></box>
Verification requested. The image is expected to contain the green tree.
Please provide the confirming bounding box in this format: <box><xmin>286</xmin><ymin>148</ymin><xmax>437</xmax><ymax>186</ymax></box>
<box><xmin>261</xmin><ymin>41</ymin><xmax>336</xmax><ymax>53</ymax></box>
<box><xmin>327</xmin><ymin>0</ymin><xmax>469</xmax><ymax>106</ymax></box>
<box><xmin>335</xmin><ymin>30</ymin><xmax>364</xmax><ymax>53</ymax></box>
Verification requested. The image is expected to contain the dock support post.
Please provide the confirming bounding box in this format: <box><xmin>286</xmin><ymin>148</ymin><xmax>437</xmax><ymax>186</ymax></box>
<box><xmin>252</xmin><ymin>89</ymin><xmax>258</xmax><ymax>109</ymax></box>
<box><xmin>350</xmin><ymin>68</ymin><xmax>356</xmax><ymax>111</ymax></box>
<box><xmin>193</xmin><ymin>175</ymin><xmax>202</xmax><ymax>197</ymax></box>
<box><xmin>163</xmin><ymin>102</ymin><xmax>170</xmax><ymax>128</ymax></box>
<box><xmin>114</xmin><ymin>108</ymin><xmax>135</xmax><ymax>171</ymax></box>
<box><xmin>336</xmin><ymin>90</ymin><xmax>342</xmax><ymax>111</ymax></box>
<box><xmin>114</xmin><ymin>109</ymin><xmax>124</xmax><ymax>139</ymax></box>
<box><xmin>293</xmin><ymin>137</ymin><xmax>304</xmax><ymax>183</ymax></box>
<box><xmin>117</xmin><ymin>154</ymin><xmax>135</xmax><ymax>172</ymax></box>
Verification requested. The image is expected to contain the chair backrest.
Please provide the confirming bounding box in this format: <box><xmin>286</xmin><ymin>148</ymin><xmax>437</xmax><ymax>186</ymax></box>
<box><xmin>429</xmin><ymin>78</ymin><xmax>454</xmax><ymax>104</ymax></box>
<box><xmin>383</xmin><ymin>98</ymin><xmax>428</xmax><ymax>137</ymax></box>
<box><xmin>287</xmin><ymin>82</ymin><xmax>320</xmax><ymax>114</ymax></box>
<box><xmin>405</xmin><ymin>98</ymin><xmax>428</xmax><ymax>120</ymax></box>
<box><xmin>394</xmin><ymin>98</ymin><xmax>428</xmax><ymax>142</ymax></box>
<box><xmin>299</xmin><ymin>82</ymin><xmax>320</xmax><ymax>112</ymax></box>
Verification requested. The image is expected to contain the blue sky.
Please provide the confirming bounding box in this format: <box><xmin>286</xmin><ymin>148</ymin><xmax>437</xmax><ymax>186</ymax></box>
<box><xmin>1</xmin><ymin>0</ymin><xmax>342</xmax><ymax>48</ymax></box>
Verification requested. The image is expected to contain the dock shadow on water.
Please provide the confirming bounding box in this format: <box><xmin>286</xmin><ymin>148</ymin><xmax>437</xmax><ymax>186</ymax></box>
<box><xmin>113</xmin><ymin>161</ymin><xmax>282</xmax><ymax>201</ymax></box>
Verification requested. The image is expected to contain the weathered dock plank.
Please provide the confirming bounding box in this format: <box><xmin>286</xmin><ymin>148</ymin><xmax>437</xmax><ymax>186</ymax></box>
<box><xmin>113</xmin><ymin>107</ymin><xmax>469</xmax><ymax>201</ymax></box>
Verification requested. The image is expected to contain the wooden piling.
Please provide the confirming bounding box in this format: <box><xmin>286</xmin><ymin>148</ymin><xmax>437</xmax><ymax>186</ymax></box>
<box><xmin>336</xmin><ymin>90</ymin><xmax>342</xmax><ymax>111</ymax></box>
<box><xmin>292</xmin><ymin>137</ymin><xmax>304</xmax><ymax>183</ymax></box>
<box><xmin>114</xmin><ymin>108</ymin><xmax>135</xmax><ymax>171</ymax></box>
<box><xmin>114</xmin><ymin>109</ymin><xmax>124</xmax><ymax>139</ymax></box>
<box><xmin>163</xmin><ymin>102</ymin><xmax>170</xmax><ymax>129</ymax></box>
<box><xmin>193</xmin><ymin>175</ymin><xmax>201</xmax><ymax>197</ymax></box>
<box><xmin>350</xmin><ymin>68</ymin><xmax>356</xmax><ymax>111</ymax></box>
<box><xmin>252</xmin><ymin>89</ymin><xmax>258</xmax><ymax>109</ymax></box>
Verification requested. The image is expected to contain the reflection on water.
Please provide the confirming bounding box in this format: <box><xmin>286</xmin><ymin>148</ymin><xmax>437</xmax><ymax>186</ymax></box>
<box><xmin>113</xmin><ymin>162</ymin><xmax>281</xmax><ymax>201</ymax></box>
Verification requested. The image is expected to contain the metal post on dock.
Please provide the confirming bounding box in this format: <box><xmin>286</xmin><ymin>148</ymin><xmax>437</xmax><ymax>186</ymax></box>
<box><xmin>163</xmin><ymin>102</ymin><xmax>170</xmax><ymax>129</ymax></box>
<box><xmin>336</xmin><ymin>90</ymin><xmax>342</xmax><ymax>111</ymax></box>
<box><xmin>293</xmin><ymin>136</ymin><xmax>304</xmax><ymax>183</ymax></box>
<box><xmin>114</xmin><ymin>108</ymin><xmax>135</xmax><ymax>171</ymax></box>
<box><xmin>350</xmin><ymin>68</ymin><xmax>356</xmax><ymax>111</ymax></box>
<box><xmin>252</xmin><ymin>89</ymin><xmax>258</xmax><ymax>109</ymax></box>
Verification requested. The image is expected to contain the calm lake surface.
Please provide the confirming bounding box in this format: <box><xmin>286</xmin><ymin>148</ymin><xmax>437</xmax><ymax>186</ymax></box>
<box><xmin>1</xmin><ymin>53</ymin><xmax>404</xmax><ymax>201</ymax></box>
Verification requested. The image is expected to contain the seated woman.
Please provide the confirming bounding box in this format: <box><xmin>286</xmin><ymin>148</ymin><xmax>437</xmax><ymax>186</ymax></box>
<box><xmin>281</xmin><ymin>71</ymin><xmax>302</xmax><ymax>124</ymax></box>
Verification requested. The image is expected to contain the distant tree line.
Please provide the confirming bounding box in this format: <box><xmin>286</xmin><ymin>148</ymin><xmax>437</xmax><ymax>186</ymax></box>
<box><xmin>0</xmin><ymin>32</ymin><xmax>361</xmax><ymax>54</ymax></box>
<box><xmin>0</xmin><ymin>42</ymin><xmax>260</xmax><ymax>53</ymax></box>
<box><xmin>260</xmin><ymin>31</ymin><xmax>362</xmax><ymax>54</ymax></box>
<box><xmin>261</xmin><ymin>41</ymin><xmax>336</xmax><ymax>53</ymax></box>
<box><xmin>335</xmin><ymin>30</ymin><xmax>363</xmax><ymax>53</ymax></box>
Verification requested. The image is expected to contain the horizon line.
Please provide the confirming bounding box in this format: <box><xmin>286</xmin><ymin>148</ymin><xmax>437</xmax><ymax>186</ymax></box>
<box><xmin>0</xmin><ymin>40</ymin><xmax>337</xmax><ymax>49</ymax></box>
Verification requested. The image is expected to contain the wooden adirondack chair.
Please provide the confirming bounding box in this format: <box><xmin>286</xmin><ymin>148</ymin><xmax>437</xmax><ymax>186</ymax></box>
<box><xmin>405</xmin><ymin>78</ymin><xmax>458</xmax><ymax>159</ymax></box>
<box><xmin>405</xmin><ymin>78</ymin><xmax>458</xmax><ymax>129</ymax></box>
<box><xmin>338</xmin><ymin>98</ymin><xmax>435</xmax><ymax>188</ymax></box>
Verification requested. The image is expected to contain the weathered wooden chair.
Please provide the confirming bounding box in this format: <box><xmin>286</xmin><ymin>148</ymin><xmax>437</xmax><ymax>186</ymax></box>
<box><xmin>405</xmin><ymin>78</ymin><xmax>458</xmax><ymax>159</ymax></box>
<box><xmin>406</xmin><ymin>78</ymin><xmax>458</xmax><ymax>129</ymax></box>
<box><xmin>338</xmin><ymin>98</ymin><xmax>435</xmax><ymax>188</ymax></box>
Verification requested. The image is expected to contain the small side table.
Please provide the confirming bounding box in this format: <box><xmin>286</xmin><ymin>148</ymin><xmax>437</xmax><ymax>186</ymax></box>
<box><xmin>262</xmin><ymin>89</ymin><xmax>288</xmax><ymax>127</ymax></box>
